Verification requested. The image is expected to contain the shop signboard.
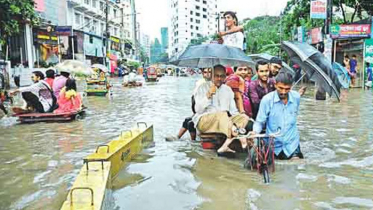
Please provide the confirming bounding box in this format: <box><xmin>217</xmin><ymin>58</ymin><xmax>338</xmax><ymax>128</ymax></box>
<box><xmin>331</xmin><ymin>24</ymin><xmax>371</xmax><ymax>39</ymax></box>
<box><xmin>297</xmin><ymin>26</ymin><xmax>305</xmax><ymax>43</ymax></box>
<box><xmin>310</xmin><ymin>0</ymin><xmax>327</xmax><ymax>19</ymax></box>
<box><xmin>34</xmin><ymin>0</ymin><xmax>45</xmax><ymax>12</ymax></box>
<box><xmin>308</xmin><ymin>27</ymin><xmax>323</xmax><ymax>44</ymax></box>
<box><xmin>324</xmin><ymin>37</ymin><xmax>333</xmax><ymax>62</ymax></box>
<box><xmin>365</xmin><ymin>39</ymin><xmax>373</xmax><ymax>64</ymax></box>
<box><xmin>55</xmin><ymin>26</ymin><xmax>72</xmax><ymax>36</ymax></box>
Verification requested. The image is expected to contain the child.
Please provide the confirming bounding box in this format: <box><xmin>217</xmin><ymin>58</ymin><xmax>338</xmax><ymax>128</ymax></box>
<box><xmin>54</xmin><ymin>79</ymin><xmax>82</xmax><ymax>113</ymax></box>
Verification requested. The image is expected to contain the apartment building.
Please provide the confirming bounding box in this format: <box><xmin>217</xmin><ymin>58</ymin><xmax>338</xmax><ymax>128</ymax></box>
<box><xmin>168</xmin><ymin>0</ymin><xmax>218</xmax><ymax>57</ymax></box>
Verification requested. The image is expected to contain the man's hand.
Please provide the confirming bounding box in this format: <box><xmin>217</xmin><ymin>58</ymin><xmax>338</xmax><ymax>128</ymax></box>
<box><xmin>298</xmin><ymin>86</ymin><xmax>307</xmax><ymax>96</ymax></box>
<box><xmin>206</xmin><ymin>84</ymin><xmax>217</xmax><ymax>99</ymax></box>
<box><xmin>9</xmin><ymin>90</ymin><xmax>19</xmax><ymax>97</ymax></box>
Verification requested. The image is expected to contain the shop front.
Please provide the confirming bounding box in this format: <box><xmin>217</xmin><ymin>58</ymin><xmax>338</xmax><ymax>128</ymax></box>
<box><xmin>331</xmin><ymin>23</ymin><xmax>372</xmax><ymax>87</ymax></box>
<box><xmin>84</xmin><ymin>33</ymin><xmax>104</xmax><ymax>65</ymax></box>
<box><xmin>109</xmin><ymin>36</ymin><xmax>121</xmax><ymax>75</ymax></box>
<box><xmin>33</xmin><ymin>28</ymin><xmax>59</xmax><ymax>67</ymax></box>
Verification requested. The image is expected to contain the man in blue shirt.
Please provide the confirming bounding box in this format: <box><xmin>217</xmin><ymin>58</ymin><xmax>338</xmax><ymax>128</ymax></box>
<box><xmin>252</xmin><ymin>71</ymin><xmax>303</xmax><ymax>160</ymax></box>
<box><xmin>349</xmin><ymin>54</ymin><xmax>358</xmax><ymax>87</ymax></box>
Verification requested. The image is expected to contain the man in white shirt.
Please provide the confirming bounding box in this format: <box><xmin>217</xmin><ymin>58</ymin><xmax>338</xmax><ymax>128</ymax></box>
<box><xmin>10</xmin><ymin>71</ymin><xmax>53</xmax><ymax>113</ymax></box>
<box><xmin>193</xmin><ymin>65</ymin><xmax>249</xmax><ymax>154</ymax></box>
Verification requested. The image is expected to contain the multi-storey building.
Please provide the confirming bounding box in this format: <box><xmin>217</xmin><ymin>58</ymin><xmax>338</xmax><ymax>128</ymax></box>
<box><xmin>160</xmin><ymin>27</ymin><xmax>169</xmax><ymax>54</ymax></box>
<box><xmin>141</xmin><ymin>33</ymin><xmax>151</xmax><ymax>59</ymax></box>
<box><xmin>67</xmin><ymin>0</ymin><xmax>136</xmax><ymax>64</ymax></box>
<box><xmin>168</xmin><ymin>0</ymin><xmax>218</xmax><ymax>57</ymax></box>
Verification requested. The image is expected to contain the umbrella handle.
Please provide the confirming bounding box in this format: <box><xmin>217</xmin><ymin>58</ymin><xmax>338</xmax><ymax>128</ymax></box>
<box><xmin>292</xmin><ymin>71</ymin><xmax>307</xmax><ymax>89</ymax></box>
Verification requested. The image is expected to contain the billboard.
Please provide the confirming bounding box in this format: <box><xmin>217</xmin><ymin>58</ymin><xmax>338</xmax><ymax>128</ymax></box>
<box><xmin>331</xmin><ymin>24</ymin><xmax>371</xmax><ymax>39</ymax></box>
<box><xmin>310</xmin><ymin>0</ymin><xmax>327</xmax><ymax>19</ymax></box>
<box><xmin>34</xmin><ymin>0</ymin><xmax>45</xmax><ymax>12</ymax></box>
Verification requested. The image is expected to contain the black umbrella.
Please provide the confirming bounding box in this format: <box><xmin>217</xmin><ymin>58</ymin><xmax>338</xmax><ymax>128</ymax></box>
<box><xmin>281</xmin><ymin>41</ymin><xmax>342</xmax><ymax>101</ymax></box>
<box><xmin>248</xmin><ymin>53</ymin><xmax>295</xmax><ymax>76</ymax></box>
<box><xmin>170</xmin><ymin>43</ymin><xmax>255</xmax><ymax>68</ymax></box>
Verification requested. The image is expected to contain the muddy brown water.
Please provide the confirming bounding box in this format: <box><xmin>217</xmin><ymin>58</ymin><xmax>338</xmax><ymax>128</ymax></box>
<box><xmin>0</xmin><ymin>76</ymin><xmax>372</xmax><ymax>210</ymax></box>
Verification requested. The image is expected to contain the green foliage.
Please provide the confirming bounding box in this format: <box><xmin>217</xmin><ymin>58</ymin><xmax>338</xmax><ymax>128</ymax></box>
<box><xmin>0</xmin><ymin>0</ymin><xmax>38</xmax><ymax>45</ymax></box>
<box><xmin>127</xmin><ymin>61</ymin><xmax>140</xmax><ymax>69</ymax></box>
<box><xmin>244</xmin><ymin>16</ymin><xmax>282</xmax><ymax>55</ymax></box>
<box><xmin>189</xmin><ymin>35</ymin><xmax>211</xmax><ymax>46</ymax></box>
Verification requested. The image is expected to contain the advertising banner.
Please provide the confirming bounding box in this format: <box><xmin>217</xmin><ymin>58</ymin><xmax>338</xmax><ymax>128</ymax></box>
<box><xmin>365</xmin><ymin>39</ymin><xmax>373</xmax><ymax>64</ymax></box>
<box><xmin>310</xmin><ymin>0</ymin><xmax>327</xmax><ymax>19</ymax></box>
<box><xmin>331</xmin><ymin>24</ymin><xmax>371</xmax><ymax>39</ymax></box>
<box><xmin>34</xmin><ymin>0</ymin><xmax>45</xmax><ymax>12</ymax></box>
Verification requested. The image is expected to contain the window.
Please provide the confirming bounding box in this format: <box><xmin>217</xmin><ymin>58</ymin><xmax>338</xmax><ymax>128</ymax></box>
<box><xmin>75</xmin><ymin>13</ymin><xmax>81</xmax><ymax>25</ymax></box>
<box><xmin>114</xmin><ymin>28</ymin><xmax>118</xmax><ymax>36</ymax></box>
<box><xmin>196</xmin><ymin>26</ymin><xmax>199</xmax><ymax>30</ymax></box>
<box><xmin>203</xmin><ymin>0</ymin><xmax>207</xmax><ymax>3</ymax></box>
<box><xmin>190</xmin><ymin>25</ymin><xmax>193</xmax><ymax>29</ymax></box>
<box><xmin>196</xmin><ymin>19</ymin><xmax>200</xmax><ymax>24</ymax></box>
<box><xmin>190</xmin><ymin>18</ymin><xmax>193</xmax><ymax>22</ymax></box>
<box><xmin>196</xmin><ymin>6</ymin><xmax>200</xmax><ymax>9</ymax></box>
<box><xmin>203</xmin><ymin>15</ymin><xmax>207</xmax><ymax>18</ymax></box>
<box><xmin>100</xmin><ymin>1</ymin><xmax>105</xmax><ymax>11</ymax></box>
<box><xmin>84</xmin><ymin>0</ymin><xmax>90</xmax><ymax>5</ymax></box>
<box><xmin>196</xmin><ymin>13</ymin><xmax>200</xmax><ymax>17</ymax></box>
<box><xmin>114</xmin><ymin>9</ymin><xmax>117</xmax><ymax>18</ymax></box>
<box><xmin>101</xmin><ymin>23</ymin><xmax>105</xmax><ymax>34</ymax></box>
<box><xmin>190</xmin><ymin>11</ymin><xmax>193</xmax><ymax>15</ymax></box>
<box><xmin>92</xmin><ymin>0</ymin><xmax>97</xmax><ymax>8</ymax></box>
<box><xmin>203</xmin><ymin>8</ymin><xmax>207</xmax><ymax>12</ymax></box>
<box><xmin>191</xmin><ymin>32</ymin><xmax>194</xmax><ymax>36</ymax></box>
<box><xmin>93</xmin><ymin>20</ymin><xmax>98</xmax><ymax>33</ymax></box>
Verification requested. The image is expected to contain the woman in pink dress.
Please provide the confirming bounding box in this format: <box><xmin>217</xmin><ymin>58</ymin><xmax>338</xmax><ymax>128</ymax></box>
<box><xmin>54</xmin><ymin>79</ymin><xmax>82</xmax><ymax>114</ymax></box>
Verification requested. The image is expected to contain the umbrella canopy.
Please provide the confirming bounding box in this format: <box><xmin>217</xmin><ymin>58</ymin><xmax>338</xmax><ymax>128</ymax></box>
<box><xmin>170</xmin><ymin>43</ymin><xmax>255</xmax><ymax>68</ymax></box>
<box><xmin>332</xmin><ymin>62</ymin><xmax>350</xmax><ymax>89</ymax></box>
<box><xmin>92</xmin><ymin>64</ymin><xmax>109</xmax><ymax>73</ymax></box>
<box><xmin>55</xmin><ymin>60</ymin><xmax>92</xmax><ymax>76</ymax></box>
<box><xmin>248</xmin><ymin>53</ymin><xmax>295</xmax><ymax>76</ymax></box>
<box><xmin>281</xmin><ymin>41</ymin><xmax>342</xmax><ymax>101</ymax></box>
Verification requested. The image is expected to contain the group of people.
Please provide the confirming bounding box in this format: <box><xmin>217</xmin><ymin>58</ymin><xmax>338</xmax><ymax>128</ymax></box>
<box><xmin>10</xmin><ymin>69</ymin><xmax>82</xmax><ymax>114</ymax></box>
<box><xmin>171</xmin><ymin>57</ymin><xmax>305</xmax><ymax>160</ymax></box>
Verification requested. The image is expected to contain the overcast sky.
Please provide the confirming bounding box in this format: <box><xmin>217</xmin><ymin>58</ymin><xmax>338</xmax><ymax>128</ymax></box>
<box><xmin>136</xmin><ymin>0</ymin><xmax>289</xmax><ymax>41</ymax></box>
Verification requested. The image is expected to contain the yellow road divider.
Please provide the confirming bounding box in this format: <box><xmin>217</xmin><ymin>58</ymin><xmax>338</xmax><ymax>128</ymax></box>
<box><xmin>61</xmin><ymin>122</ymin><xmax>154</xmax><ymax>210</ymax></box>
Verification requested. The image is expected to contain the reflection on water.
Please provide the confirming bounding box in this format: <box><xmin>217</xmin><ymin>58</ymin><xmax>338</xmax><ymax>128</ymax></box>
<box><xmin>0</xmin><ymin>76</ymin><xmax>373</xmax><ymax>210</ymax></box>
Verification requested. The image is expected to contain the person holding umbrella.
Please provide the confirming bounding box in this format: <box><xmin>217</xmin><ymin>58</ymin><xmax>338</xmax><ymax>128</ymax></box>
<box><xmin>193</xmin><ymin>65</ymin><xmax>250</xmax><ymax>154</ymax></box>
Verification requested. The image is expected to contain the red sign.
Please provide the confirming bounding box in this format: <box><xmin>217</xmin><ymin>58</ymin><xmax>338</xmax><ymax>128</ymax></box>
<box><xmin>331</xmin><ymin>24</ymin><xmax>371</xmax><ymax>38</ymax></box>
<box><xmin>310</xmin><ymin>27</ymin><xmax>323</xmax><ymax>44</ymax></box>
<box><xmin>34</xmin><ymin>0</ymin><xmax>45</xmax><ymax>12</ymax></box>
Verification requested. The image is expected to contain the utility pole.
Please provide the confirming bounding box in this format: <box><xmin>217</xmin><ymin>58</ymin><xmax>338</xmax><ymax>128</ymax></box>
<box><xmin>105</xmin><ymin>0</ymin><xmax>109</xmax><ymax>66</ymax></box>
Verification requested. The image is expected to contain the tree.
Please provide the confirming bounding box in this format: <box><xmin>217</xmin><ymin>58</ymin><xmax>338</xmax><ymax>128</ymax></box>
<box><xmin>0</xmin><ymin>0</ymin><xmax>37</xmax><ymax>47</ymax></box>
<box><xmin>244</xmin><ymin>16</ymin><xmax>282</xmax><ymax>55</ymax></box>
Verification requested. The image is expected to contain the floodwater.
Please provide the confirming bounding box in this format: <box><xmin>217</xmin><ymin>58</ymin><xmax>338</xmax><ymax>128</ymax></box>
<box><xmin>0</xmin><ymin>76</ymin><xmax>372</xmax><ymax>210</ymax></box>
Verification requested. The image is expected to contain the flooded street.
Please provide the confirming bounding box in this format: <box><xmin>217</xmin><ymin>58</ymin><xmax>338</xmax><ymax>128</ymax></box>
<box><xmin>1</xmin><ymin>76</ymin><xmax>373</xmax><ymax>210</ymax></box>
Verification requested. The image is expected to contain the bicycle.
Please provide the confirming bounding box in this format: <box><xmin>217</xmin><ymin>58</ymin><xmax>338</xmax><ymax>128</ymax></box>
<box><xmin>233</xmin><ymin>130</ymin><xmax>281</xmax><ymax>183</ymax></box>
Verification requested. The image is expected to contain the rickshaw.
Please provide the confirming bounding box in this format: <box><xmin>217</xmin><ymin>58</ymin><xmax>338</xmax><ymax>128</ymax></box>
<box><xmin>86</xmin><ymin>64</ymin><xmax>111</xmax><ymax>96</ymax></box>
<box><xmin>146</xmin><ymin>67</ymin><xmax>158</xmax><ymax>82</ymax></box>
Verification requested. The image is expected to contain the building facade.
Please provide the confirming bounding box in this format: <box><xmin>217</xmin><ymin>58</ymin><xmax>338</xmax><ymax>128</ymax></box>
<box><xmin>168</xmin><ymin>0</ymin><xmax>218</xmax><ymax>57</ymax></box>
<box><xmin>160</xmin><ymin>27</ymin><xmax>169</xmax><ymax>53</ymax></box>
<box><xmin>141</xmin><ymin>33</ymin><xmax>151</xmax><ymax>58</ymax></box>
<box><xmin>3</xmin><ymin>0</ymin><xmax>138</xmax><ymax>70</ymax></box>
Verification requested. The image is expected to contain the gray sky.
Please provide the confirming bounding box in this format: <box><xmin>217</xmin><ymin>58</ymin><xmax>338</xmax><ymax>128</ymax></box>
<box><xmin>136</xmin><ymin>0</ymin><xmax>289</xmax><ymax>41</ymax></box>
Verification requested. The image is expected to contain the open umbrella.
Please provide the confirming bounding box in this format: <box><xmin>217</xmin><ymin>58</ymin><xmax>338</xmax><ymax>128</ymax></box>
<box><xmin>332</xmin><ymin>62</ymin><xmax>350</xmax><ymax>89</ymax></box>
<box><xmin>248</xmin><ymin>53</ymin><xmax>295</xmax><ymax>76</ymax></box>
<box><xmin>55</xmin><ymin>60</ymin><xmax>92</xmax><ymax>76</ymax></box>
<box><xmin>170</xmin><ymin>43</ymin><xmax>254</xmax><ymax>68</ymax></box>
<box><xmin>92</xmin><ymin>64</ymin><xmax>109</xmax><ymax>73</ymax></box>
<box><xmin>281</xmin><ymin>41</ymin><xmax>342</xmax><ymax>101</ymax></box>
